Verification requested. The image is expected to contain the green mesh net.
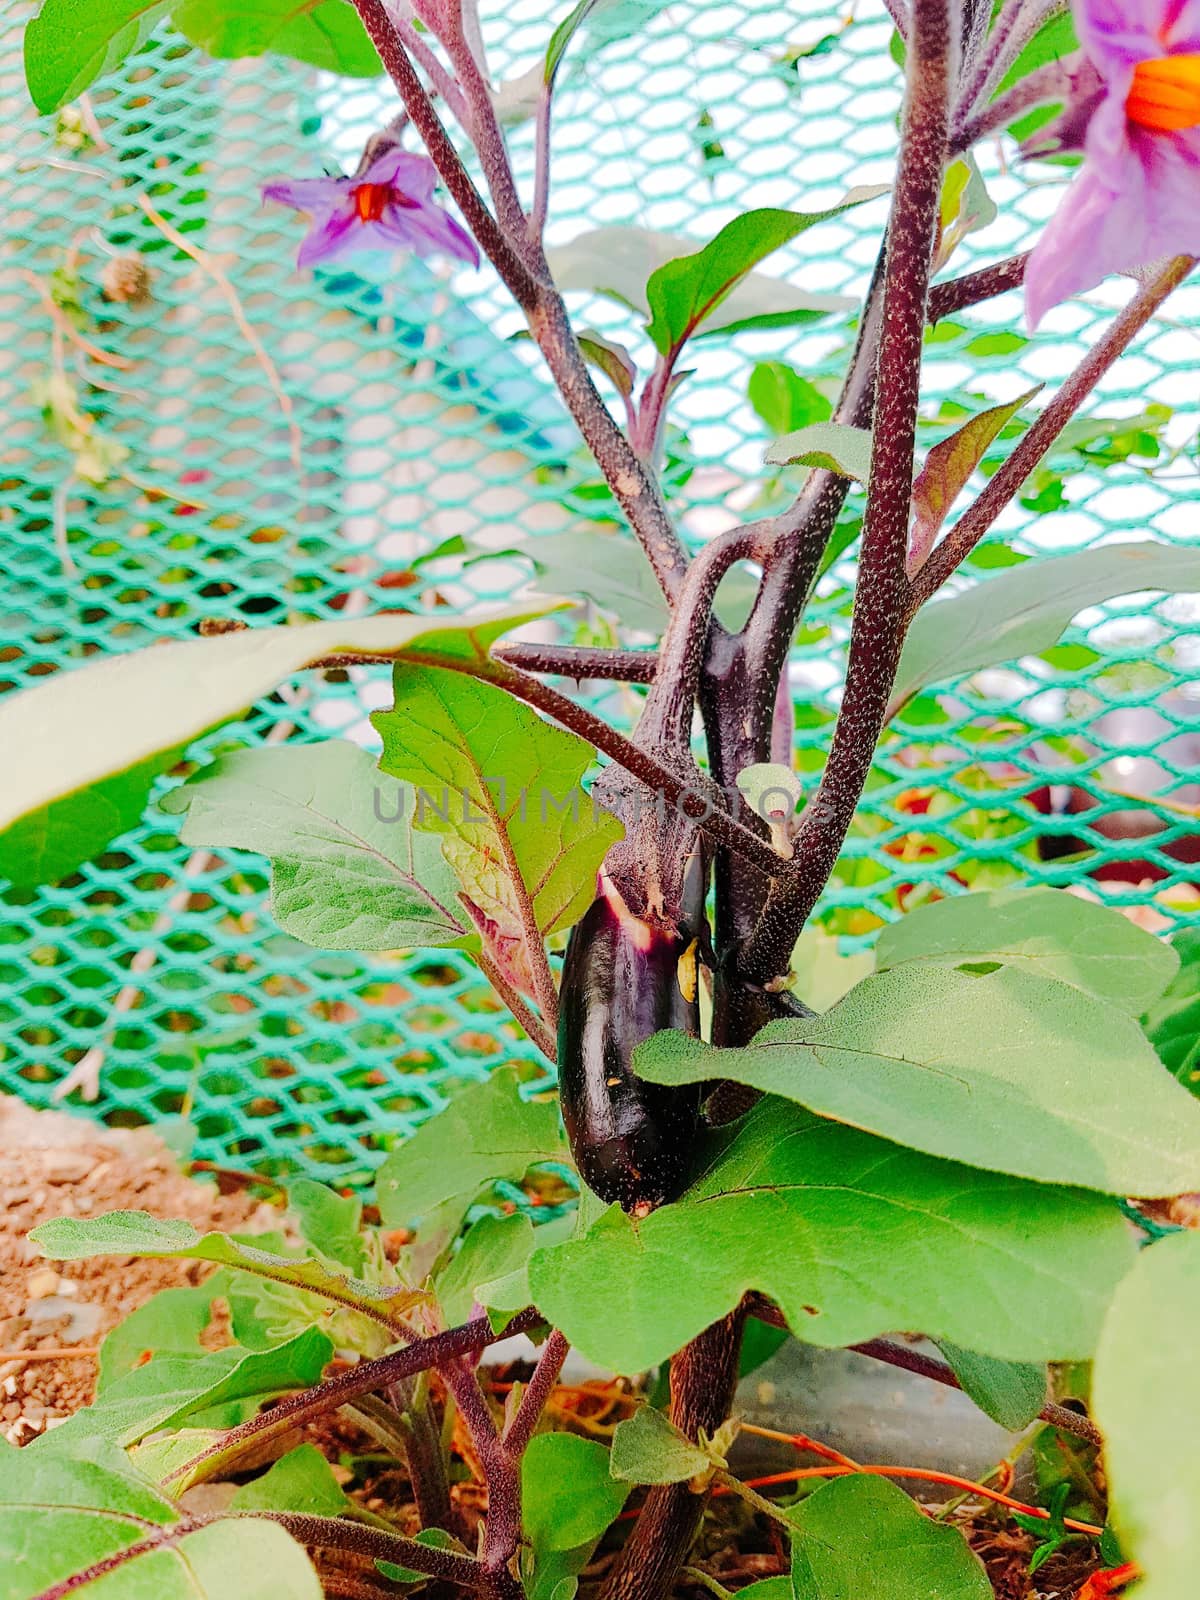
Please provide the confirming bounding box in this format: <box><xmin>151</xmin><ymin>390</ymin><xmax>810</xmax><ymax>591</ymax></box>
<box><xmin>1</xmin><ymin>1</ymin><xmax>1196</xmax><ymax>1183</ymax></box>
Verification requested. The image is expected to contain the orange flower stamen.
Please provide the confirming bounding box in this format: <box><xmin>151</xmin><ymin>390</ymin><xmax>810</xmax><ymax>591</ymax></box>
<box><xmin>353</xmin><ymin>182</ymin><xmax>392</xmax><ymax>223</ymax></box>
<box><xmin>1127</xmin><ymin>53</ymin><xmax>1200</xmax><ymax>132</ymax></box>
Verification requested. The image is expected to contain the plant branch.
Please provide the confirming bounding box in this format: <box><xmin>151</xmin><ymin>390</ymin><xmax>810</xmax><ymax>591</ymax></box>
<box><xmin>954</xmin><ymin>0</ymin><xmax>1066</xmax><ymax>133</ymax></box>
<box><xmin>29</xmin><ymin>1519</ymin><xmax>212</xmax><ymax>1600</ymax></box>
<box><xmin>927</xmin><ymin>250</ymin><xmax>1028</xmax><ymax>321</ymax></box>
<box><xmin>436</xmin><ymin>10</ymin><xmax>531</xmax><ymax>252</ymax></box>
<box><xmin>530</xmin><ymin>84</ymin><xmax>553</xmax><ymax>244</ymax></box>
<box><xmin>739</xmin><ymin>0</ymin><xmax>954</xmax><ymax>984</ymax></box>
<box><xmin>166</xmin><ymin>1308</ymin><xmax>543</xmax><ymax>1489</ymax></box>
<box><xmin>909</xmin><ymin>255</ymin><xmax>1195</xmax><ymax>607</ymax></box>
<box><xmin>502</xmin><ymin>1329</ymin><xmax>569</xmax><ymax>1455</ymax></box>
<box><xmin>441</xmin><ymin>1360</ymin><xmax>523</xmax><ymax>1597</ymax></box>
<box><xmin>477</xmin><ymin>949</ymin><xmax>557</xmax><ymax>1061</ymax></box>
<box><xmin>953</xmin><ymin>55</ymin><xmax>1079</xmax><ymax>152</ymax></box>
<box><xmin>254</xmin><ymin>1512</ymin><xmax>482</xmax><ymax>1588</ymax></box>
<box><xmin>493</xmin><ymin>642</ymin><xmax>658</xmax><ymax>683</ymax></box>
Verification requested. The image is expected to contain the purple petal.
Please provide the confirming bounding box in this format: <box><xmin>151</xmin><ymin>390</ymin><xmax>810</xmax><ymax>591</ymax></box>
<box><xmin>1162</xmin><ymin>0</ymin><xmax>1200</xmax><ymax>51</ymax></box>
<box><xmin>262</xmin><ymin>174</ymin><xmax>350</xmax><ymax>211</ymax></box>
<box><xmin>1076</xmin><ymin>0</ymin><xmax>1164</xmax><ymax>75</ymax></box>
<box><xmin>360</xmin><ymin>147</ymin><xmax>439</xmax><ymax>203</ymax></box>
<box><xmin>296</xmin><ymin>205</ymin><xmax>360</xmax><ymax>267</ymax></box>
<box><xmin>377</xmin><ymin>200</ymin><xmax>480</xmax><ymax>266</ymax></box>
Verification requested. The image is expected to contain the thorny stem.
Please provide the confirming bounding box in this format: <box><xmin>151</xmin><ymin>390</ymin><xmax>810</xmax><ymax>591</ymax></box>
<box><xmin>739</xmin><ymin>0</ymin><xmax>954</xmax><ymax>985</ymax></box>
<box><xmin>440</xmin><ymin>1361</ymin><xmax>523</xmax><ymax>1596</ymax></box>
<box><xmin>502</xmin><ymin>1329</ymin><xmax>570</xmax><ymax>1455</ymax></box>
<box><xmin>493</xmin><ymin>641</ymin><xmax>658</xmax><ymax>683</ymax></box>
<box><xmin>909</xmin><ymin>255</ymin><xmax>1196</xmax><ymax>608</ymax></box>
<box><xmin>165</xmin><ymin>1309</ymin><xmax>543</xmax><ymax>1488</ymax></box>
<box><xmin>927</xmin><ymin>250</ymin><xmax>1028</xmax><ymax>322</ymax></box>
<box><xmin>477</xmin><ymin>949</ymin><xmax>557</xmax><ymax>1061</ymax></box>
<box><xmin>954</xmin><ymin>0</ymin><xmax>1067</xmax><ymax>133</ymax></box>
<box><xmin>255</xmin><ymin>1513</ymin><xmax>482</xmax><ymax>1588</ymax></box>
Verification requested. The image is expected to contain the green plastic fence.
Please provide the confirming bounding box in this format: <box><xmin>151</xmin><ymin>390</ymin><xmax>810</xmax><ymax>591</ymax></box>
<box><xmin>1</xmin><ymin>1</ymin><xmax>1197</xmax><ymax>1183</ymax></box>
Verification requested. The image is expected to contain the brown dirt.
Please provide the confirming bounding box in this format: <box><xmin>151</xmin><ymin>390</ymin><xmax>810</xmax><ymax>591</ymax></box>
<box><xmin>0</xmin><ymin>1095</ymin><xmax>274</xmax><ymax>1442</ymax></box>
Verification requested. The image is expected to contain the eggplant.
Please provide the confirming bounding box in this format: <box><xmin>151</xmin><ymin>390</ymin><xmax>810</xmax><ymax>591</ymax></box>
<box><xmin>558</xmin><ymin>862</ymin><xmax>705</xmax><ymax>1217</ymax></box>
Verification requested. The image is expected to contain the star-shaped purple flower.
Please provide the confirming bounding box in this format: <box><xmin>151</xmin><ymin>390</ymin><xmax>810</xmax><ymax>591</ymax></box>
<box><xmin>263</xmin><ymin>147</ymin><xmax>480</xmax><ymax>271</ymax></box>
<box><xmin>1025</xmin><ymin>0</ymin><xmax>1200</xmax><ymax>328</ymax></box>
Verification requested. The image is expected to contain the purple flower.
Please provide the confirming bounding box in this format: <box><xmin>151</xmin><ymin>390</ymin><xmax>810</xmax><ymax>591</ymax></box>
<box><xmin>1024</xmin><ymin>0</ymin><xmax>1200</xmax><ymax>328</ymax></box>
<box><xmin>263</xmin><ymin>147</ymin><xmax>479</xmax><ymax>271</ymax></box>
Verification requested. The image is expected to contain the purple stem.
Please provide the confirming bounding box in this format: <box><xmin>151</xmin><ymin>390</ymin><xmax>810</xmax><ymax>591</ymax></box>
<box><xmin>530</xmin><ymin>84</ymin><xmax>553</xmax><ymax>244</ymax></box>
<box><xmin>492</xmin><ymin>641</ymin><xmax>659</xmax><ymax>683</ymax></box>
<box><xmin>502</xmin><ymin>1329</ymin><xmax>570</xmax><ymax>1456</ymax></box>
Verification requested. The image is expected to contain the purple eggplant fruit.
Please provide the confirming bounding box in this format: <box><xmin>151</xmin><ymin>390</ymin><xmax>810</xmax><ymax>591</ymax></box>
<box><xmin>558</xmin><ymin>861</ymin><xmax>706</xmax><ymax>1217</ymax></box>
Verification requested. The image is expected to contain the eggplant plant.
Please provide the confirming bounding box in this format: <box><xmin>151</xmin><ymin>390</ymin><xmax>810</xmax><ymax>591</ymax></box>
<box><xmin>5</xmin><ymin>0</ymin><xmax>1200</xmax><ymax>1597</ymax></box>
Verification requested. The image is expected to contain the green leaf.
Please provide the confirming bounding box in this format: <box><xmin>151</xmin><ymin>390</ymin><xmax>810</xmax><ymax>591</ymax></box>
<box><xmin>892</xmin><ymin>542</ymin><xmax>1200</xmax><ymax>714</ymax></box>
<box><xmin>1142</xmin><ymin>928</ymin><xmax>1200</xmax><ymax>1095</ymax></box>
<box><xmin>172</xmin><ymin>0</ymin><xmax>381</xmax><ymax>76</ymax></box>
<box><xmin>288</xmin><ymin>1178</ymin><xmax>366</xmax><ymax>1274</ymax></box>
<box><xmin>32</xmin><ymin>1211</ymin><xmax>426</xmax><ymax>1329</ymax></box>
<box><xmin>375</xmin><ymin>1068</ymin><xmax>568</xmax><ymax>1228</ymax></box>
<box><xmin>788</xmin><ymin>1474</ymin><xmax>991</xmax><ymax>1599</ymax></box>
<box><xmin>576</xmin><ymin>331</ymin><xmax>637</xmax><ymax>399</ymax></box>
<box><xmin>787</xmin><ymin>927</ymin><xmax>874</xmax><ymax>1014</ymax></box>
<box><xmin>644</xmin><ymin>200</ymin><xmax>885</xmax><ymax>354</ymax></box>
<box><xmin>437</xmin><ymin>1213</ymin><xmax>538</xmax><ymax>1327</ymax></box>
<box><xmin>230</xmin><ymin>1443</ymin><xmax>351</xmax><ymax>1517</ymax></box>
<box><xmin>523</xmin><ymin>1433</ymin><xmax>630</xmax><ymax>1552</ymax></box>
<box><xmin>163</xmin><ymin>743</ymin><xmax>472</xmax><ymax>953</ymax></box>
<box><xmin>98</xmin><ymin>1277</ymin><xmax>233</xmax><ymax>1392</ymax></box>
<box><xmin>23</xmin><ymin>0</ymin><xmax>170</xmax><ymax>113</ymax></box>
<box><xmin>748</xmin><ymin>362</ymin><xmax>832</xmax><ymax>436</ymax></box>
<box><xmin>49</xmin><ymin>1328</ymin><xmax>333</xmax><ymax>1447</ymax></box>
<box><xmin>938</xmin><ymin>1343</ymin><xmax>1047</xmax><ymax>1431</ymax></box>
<box><xmin>875</xmin><ymin>887</ymin><xmax>1179</xmax><ymax>1014</ymax></box>
<box><xmin>764</xmin><ymin>422</ymin><xmax>872</xmax><ymax>481</ymax></box>
<box><xmin>1093</xmin><ymin>1232</ymin><xmax>1200</xmax><ymax>1600</ymax></box>
<box><xmin>635</xmin><ymin>963</ymin><xmax>1200</xmax><ymax>1196</ymax></box>
<box><xmin>909</xmin><ymin>388</ymin><xmax>1041</xmax><ymax>570</ymax></box>
<box><xmin>546</xmin><ymin>225</ymin><xmax>857</xmax><ymax>345</ymax></box>
<box><xmin>372</xmin><ymin>664</ymin><xmax>623</xmax><ymax>987</ymax></box>
<box><xmin>0</xmin><ymin>604</ymin><xmax>551</xmax><ymax>889</ymax></box>
<box><xmin>528</xmin><ymin>1099</ymin><xmax>1134</xmax><ymax>1373</ymax></box>
<box><xmin>609</xmin><ymin>1405</ymin><xmax>713</xmax><ymax>1484</ymax></box>
<box><xmin>0</xmin><ymin>1433</ymin><xmax>321</xmax><ymax>1600</ymax></box>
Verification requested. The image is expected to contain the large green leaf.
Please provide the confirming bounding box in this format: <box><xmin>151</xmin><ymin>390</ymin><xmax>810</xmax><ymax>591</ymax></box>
<box><xmin>32</xmin><ymin>1211</ymin><xmax>426</xmax><ymax>1330</ymax></box>
<box><xmin>644</xmin><ymin>200</ymin><xmax>885</xmax><ymax>353</ymax></box>
<box><xmin>1093</xmin><ymin>1232</ymin><xmax>1200</xmax><ymax>1600</ymax></box>
<box><xmin>528</xmin><ymin>1099</ymin><xmax>1134</xmax><ymax>1373</ymax></box>
<box><xmin>23</xmin><ymin>0</ymin><xmax>169</xmax><ymax>112</ymax></box>
<box><xmin>372</xmin><ymin>664</ymin><xmax>622</xmax><ymax>985</ymax></box>
<box><xmin>874</xmin><ymin>887</ymin><xmax>1179</xmax><ymax>1014</ymax></box>
<box><xmin>0</xmin><ymin>1434</ymin><xmax>321</xmax><ymax>1600</ymax></box>
<box><xmin>521</xmin><ymin>1433</ymin><xmax>630</xmax><ymax>1600</ymax></box>
<box><xmin>375</xmin><ymin>1068</ymin><xmax>569</xmax><ymax>1228</ymax></box>
<box><xmin>1142</xmin><ymin>927</ymin><xmax>1200</xmax><ymax>1095</ymax></box>
<box><xmin>47</xmin><ymin>1328</ymin><xmax>333</xmax><ymax>1447</ymax></box>
<box><xmin>172</xmin><ymin>0</ymin><xmax>380</xmax><ymax>75</ymax></box>
<box><xmin>547</xmin><ymin>224</ymin><xmax>857</xmax><ymax>344</ymax></box>
<box><xmin>788</xmin><ymin>1474</ymin><xmax>991</xmax><ymax>1599</ymax></box>
<box><xmin>0</xmin><ymin>605</ymin><xmax>550</xmax><ymax>888</ymax></box>
<box><xmin>938</xmin><ymin>1343</ymin><xmax>1047</xmax><ymax>1431</ymax></box>
<box><xmin>893</xmin><ymin>542</ymin><xmax>1200</xmax><ymax>714</ymax></box>
<box><xmin>163</xmin><ymin>742</ymin><xmax>472</xmax><ymax>953</ymax></box>
<box><xmin>637</xmin><ymin>963</ymin><xmax>1200</xmax><ymax>1196</ymax></box>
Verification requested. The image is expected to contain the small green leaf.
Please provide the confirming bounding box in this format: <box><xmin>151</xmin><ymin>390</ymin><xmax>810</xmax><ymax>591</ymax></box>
<box><xmin>288</xmin><ymin>1178</ymin><xmax>366</xmax><ymax>1275</ymax></box>
<box><xmin>748</xmin><ymin>362</ymin><xmax>832</xmax><ymax>436</ymax></box>
<box><xmin>635</xmin><ymin>963</ymin><xmax>1200</xmax><ymax>1196</ymax></box>
<box><xmin>644</xmin><ymin>199</ymin><xmax>885</xmax><ymax>354</ymax></box>
<box><xmin>1093</xmin><ymin>1232</ymin><xmax>1200</xmax><ymax>1600</ymax></box>
<box><xmin>909</xmin><ymin>388</ymin><xmax>1041</xmax><ymax>570</ymax></box>
<box><xmin>163</xmin><ymin>743</ymin><xmax>472</xmax><ymax>953</ymax></box>
<box><xmin>875</xmin><ymin>887</ymin><xmax>1179</xmax><ymax>1014</ymax></box>
<box><xmin>528</xmin><ymin>1099</ymin><xmax>1134</xmax><ymax>1373</ymax></box>
<box><xmin>788</xmin><ymin>1474</ymin><xmax>991</xmax><ymax>1599</ymax></box>
<box><xmin>230</xmin><ymin>1443</ymin><xmax>352</xmax><ymax>1517</ymax></box>
<box><xmin>938</xmin><ymin>1343</ymin><xmax>1047</xmax><ymax>1431</ymax></box>
<box><xmin>609</xmin><ymin>1405</ymin><xmax>714</xmax><ymax>1484</ymax></box>
<box><xmin>377</xmin><ymin>1529</ymin><xmax>462</xmax><ymax>1586</ymax></box>
<box><xmin>1142</xmin><ymin>927</ymin><xmax>1200</xmax><ymax>1095</ymax></box>
<box><xmin>375</xmin><ymin>1068</ymin><xmax>568</xmax><ymax>1229</ymax></box>
<box><xmin>764</xmin><ymin>422</ymin><xmax>873</xmax><ymax>481</ymax></box>
<box><xmin>1</xmin><ymin>1433</ymin><xmax>321</xmax><ymax>1600</ymax></box>
<box><xmin>892</xmin><ymin>542</ymin><xmax>1200</xmax><ymax>714</ymax></box>
<box><xmin>0</xmin><ymin>604</ymin><xmax>552</xmax><ymax>888</ymax></box>
<box><xmin>523</xmin><ymin>1432</ymin><xmax>630</xmax><ymax>1554</ymax></box>
<box><xmin>23</xmin><ymin>0</ymin><xmax>170</xmax><ymax>113</ymax></box>
<box><xmin>437</xmin><ymin>1213</ymin><xmax>537</xmax><ymax>1327</ymax></box>
<box><xmin>32</xmin><ymin>1211</ymin><xmax>426</xmax><ymax>1329</ymax></box>
<box><xmin>98</xmin><ymin>1277</ymin><xmax>233</xmax><ymax>1392</ymax></box>
<box><xmin>172</xmin><ymin>0</ymin><xmax>381</xmax><ymax>76</ymax></box>
<box><xmin>576</xmin><ymin>331</ymin><xmax>638</xmax><ymax>398</ymax></box>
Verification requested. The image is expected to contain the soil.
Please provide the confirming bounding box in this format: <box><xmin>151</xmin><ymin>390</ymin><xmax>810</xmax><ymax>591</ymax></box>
<box><xmin>0</xmin><ymin>1096</ymin><xmax>1105</xmax><ymax>1599</ymax></box>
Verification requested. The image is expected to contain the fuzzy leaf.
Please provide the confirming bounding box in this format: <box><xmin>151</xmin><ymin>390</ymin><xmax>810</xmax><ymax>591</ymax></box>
<box><xmin>874</xmin><ymin>887</ymin><xmax>1179</xmax><ymax>1014</ymax></box>
<box><xmin>0</xmin><ymin>604</ymin><xmax>551</xmax><ymax>889</ymax></box>
<box><xmin>172</xmin><ymin>0</ymin><xmax>380</xmax><ymax>75</ymax></box>
<box><xmin>938</xmin><ymin>1343</ymin><xmax>1047</xmax><ymax>1431</ymax></box>
<box><xmin>1093</xmin><ymin>1232</ymin><xmax>1200</xmax><ymax>1600</ymax></box>
<box><xmin>764</xmin><ymin>422</ymin><xmax>872</xmax><ymax>480</ymax></box>
<box><xmin>230</xmin><ymin>1444</ymin><xmax>352</xmax><ymax>1517</ymax></box>
<box><xmin>164</xmin><ymin>742</ymin><xmax>471</xmax><ymax>953</ymax></box>
<box><xmin>609</xmin><ymin>1405</ymin><xmax>713</xmax><ymax>1484</ymax></box>
<box><xmin>635</xmin><ymin>964</ymin><xmax>1200</xmax><ymax>1196</ymax></box>
<box><xmin>528</xmin><ymin>1099</ymin><xmax>1134</xmax><ymax>1373</ymax></box>
<box><xmin>23</xmin><ymin>0</ymin><xmax>170</xmax><ymax>112</ymax></box>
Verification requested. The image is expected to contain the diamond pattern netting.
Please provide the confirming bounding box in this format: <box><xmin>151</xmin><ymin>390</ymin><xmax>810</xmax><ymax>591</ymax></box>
<box><xmin>1</xmin><ymin>1</ymin><xmax>1196</xmax><ymax>1181</ymax></box>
